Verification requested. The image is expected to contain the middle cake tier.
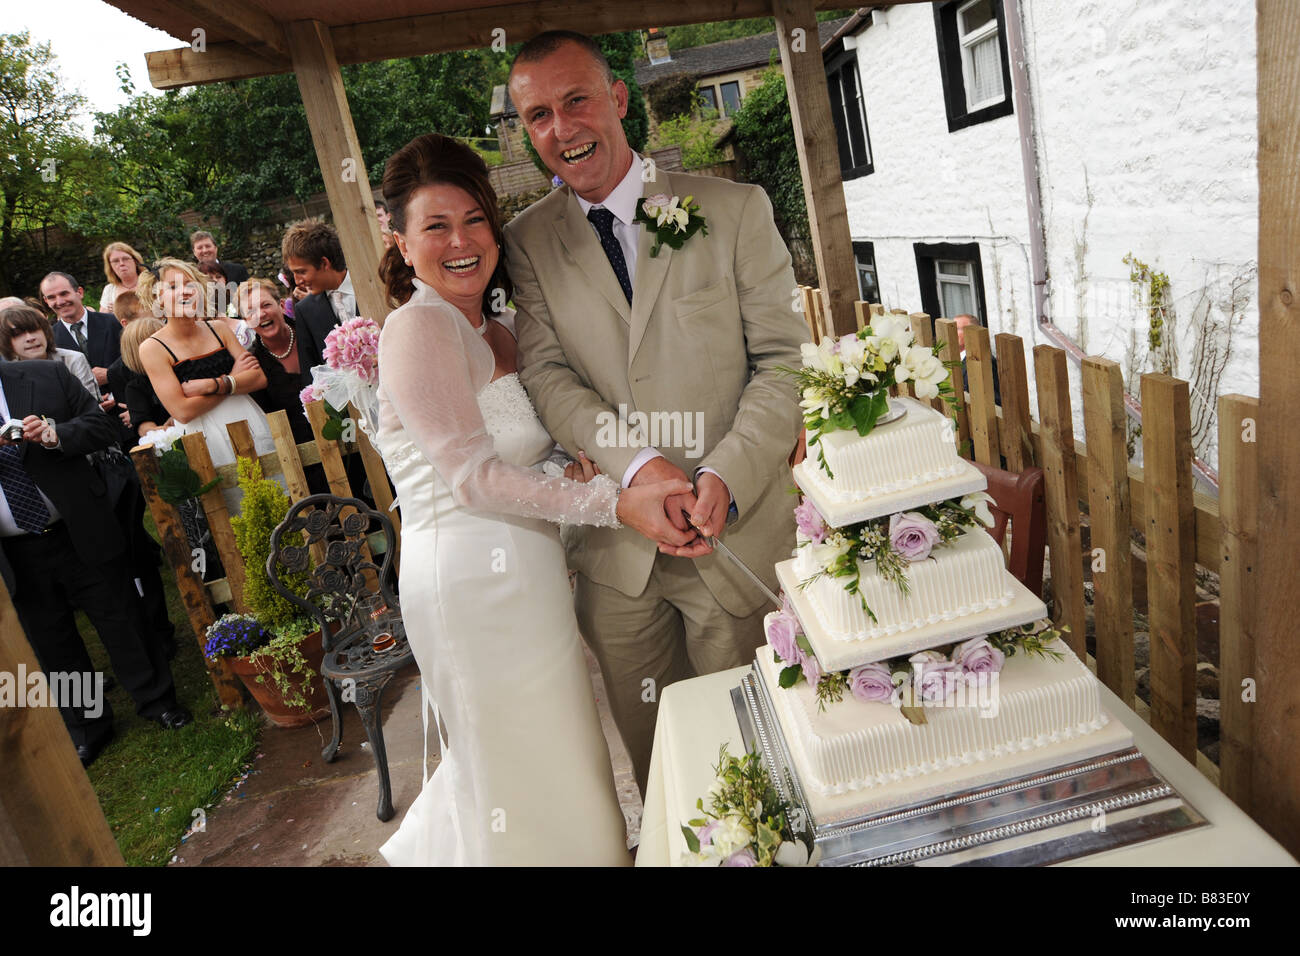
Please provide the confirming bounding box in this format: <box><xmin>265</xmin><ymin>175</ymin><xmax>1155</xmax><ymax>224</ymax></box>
<box><xmin>779</xmin><ymin>529</ymin><xmax>1049</xmax><ymax>670</ymax></box>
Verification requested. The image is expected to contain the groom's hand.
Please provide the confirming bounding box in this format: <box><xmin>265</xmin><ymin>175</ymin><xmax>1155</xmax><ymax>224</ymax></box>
<box><xmin>690</xmin><ymin>472</ymin><xmax>731</xmax><ymax>540</ymax></box>
<box><xmin>631</xmin><ymin>456</ymin><xmax>710</xmax><ymax>556</ymax></box>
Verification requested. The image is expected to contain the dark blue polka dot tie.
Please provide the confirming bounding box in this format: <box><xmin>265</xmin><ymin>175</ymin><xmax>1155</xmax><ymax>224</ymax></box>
<box><xmin>587</xmin><ymin>207</ymin><xmax>633</xmax><ymax>304</ymax></box>
<box><xmin>0</xmin><ymin>443</ymin><xmax>51</xmax><ymax>533</ymax></box>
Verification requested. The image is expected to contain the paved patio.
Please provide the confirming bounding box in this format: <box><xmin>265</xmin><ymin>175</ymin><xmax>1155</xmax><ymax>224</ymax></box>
<box><xmin>169</xmin><ymin>644</ymin><xmax>641</xmax><ymax>866</ymax></box>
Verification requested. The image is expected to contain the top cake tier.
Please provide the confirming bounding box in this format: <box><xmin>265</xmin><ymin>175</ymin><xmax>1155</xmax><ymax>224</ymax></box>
<box><xmin>794</xmin><ymin>397</ymin><xmax>987</xmax><ymax>527</ymax></box>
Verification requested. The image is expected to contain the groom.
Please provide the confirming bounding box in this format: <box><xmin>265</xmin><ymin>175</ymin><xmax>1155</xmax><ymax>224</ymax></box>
<box><xmin>506</xmin><ymin>31</ymin><xmax>808</xmax><ymax>793</ymax></box>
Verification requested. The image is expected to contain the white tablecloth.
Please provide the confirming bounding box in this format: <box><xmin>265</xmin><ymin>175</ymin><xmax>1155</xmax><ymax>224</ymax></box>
<box><xmin>637</xmin><ymin>666</ymin><xmax>1297</xmax><ymax>867</ymax></box>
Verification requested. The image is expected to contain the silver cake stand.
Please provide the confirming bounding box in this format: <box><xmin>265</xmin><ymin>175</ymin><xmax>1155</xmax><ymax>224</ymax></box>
<box><xmin>730</xmin><ymin>663</ymin><xmax>1208</xmax><ymax>867</ymax></box>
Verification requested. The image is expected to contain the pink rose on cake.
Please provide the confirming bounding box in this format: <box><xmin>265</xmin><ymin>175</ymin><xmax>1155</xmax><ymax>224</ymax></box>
<box><xmin>889</xmin><ymin>511</ymin><xmax>941</xmax><ymax>562</ymax></box>
<box><xmin>909</xmin><ymin>650</ymin><xmax>960</xmax><ymax>702</ymax></box>
<box><xmin>765</xmin><ymin>610</ymin><xmax>804</xmax><ymax>665</ymax></box>
<box><xmin>953</xmin><ymin>636</ymin><xmax>1005</xmax><ymax>676</ymax></box>
<box><xmin>801</xmin><ymin>653</ymin><xmax>823</xmax><ymax>685</ymax></box>
<box><xmin>794</xmin><ymin>497</ymin><xmax>829</xmax><ymax>544</ymax></box>
<box><xmin>848</xmin><ymin>662</ymin><xmax>896</xmax><ymax>704</ymax></box>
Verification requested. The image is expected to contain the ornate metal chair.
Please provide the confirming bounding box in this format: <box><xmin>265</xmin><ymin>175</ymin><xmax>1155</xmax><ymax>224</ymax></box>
<box><xmin>267</xmin><ymin>494</ymin><xmax>413</xmax><ymax>821</ymax></box>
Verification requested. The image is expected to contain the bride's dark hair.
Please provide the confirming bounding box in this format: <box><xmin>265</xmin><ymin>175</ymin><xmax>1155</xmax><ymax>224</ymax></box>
<box><xmin>379</xmin><ymin>133</ymin><xmax>513</xmax><ymax>311</ymax></box>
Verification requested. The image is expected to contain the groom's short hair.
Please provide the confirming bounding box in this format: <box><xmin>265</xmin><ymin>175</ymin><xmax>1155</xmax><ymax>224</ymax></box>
<box><xmin>509</xmin><ymin>30</ymin><xmax>612</xmax><ymax>85</ymax></box>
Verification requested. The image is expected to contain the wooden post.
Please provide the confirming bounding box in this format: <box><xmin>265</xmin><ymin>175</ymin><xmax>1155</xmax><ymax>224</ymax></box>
<box><xmin>305</xmin><ymin>401</ymin><xmax>354</xmax><ymax>497</ymax></box>
<box><xmin>1141</xmin><ymin>373</ymin><xmax>1197</xmax><ymax>762</ymax></box>
<box><xmin>854</xmin><ymin>300</ymin><xmax>871</xmax><ymax>332</ymax></box>
<box><xmin>996</xmin><ymin>333</ymin><xmax>1034</xmax><ymax>471</ymax></box>
<box><xmin>1218</xmin><ymin>394</ymin><xmax>1258</xmax><ymax>811</ymax></box>
<box><xmin>1082</xmin><ymin>358</ymin><xmax>1135</xmax><ymax>707</ymax></box>
<box><xmin>131</xmin><ymin>447</ymin><xmax>243</xmax><ymax>710</ymax></box>
<box><xmin>267</xmin><ymin>411</ymin><xmax>312</xmax><ymax>503</ymax></box>
<box><xmin>0</xmin><ymin>588</ymin><xmax>124</xmax><ymax>865</ymax></box>
<box><xmin>1253</xmin><ymin>0</ymin><xmax>1300</xmax><ymax>856</ymax></box>
<box><xmin>182</xmin><ymin>433</ymin><xmax>247</xmax><ymax>613</ymax></box>
<box><xmin>286</xmin><ymin>19</ymin><xmax>388</xmax><ymax>324</ymax></box>
<box><xmin>908</xmin><ymin>313</ymin><xmax>945</xmax><ymax>414</ymax></box>
<box><xmin>773</xmin><ymin>0</ymin><xmax>859</xmax><ymax>336</ymax></box>
<box><xmin>1033</xmin><ymin>345</ymin><xmax>1086</xmax><ymax>660</ymax></box>
<box><xmin>966</xmin><ymin>325</ymin><xmax>999</xmax><ymax>466</ymax></box>
<box><xmin>935</xmin><ymin>318</ymin><xmax>970</xmax><ymax>458</ymax></box>
<box><xmin>799</xmin><ymin>286</ymin><xmax>820</xmax><ymax>344</ymax></box>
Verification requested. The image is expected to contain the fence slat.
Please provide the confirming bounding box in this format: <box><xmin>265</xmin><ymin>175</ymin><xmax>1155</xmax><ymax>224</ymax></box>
<box><xmin>854</xmin><ymin>300</ymin><xmax>871</xmax><ymax>332</ymax></box>
<box><xmin>1032</xmin><ymin>345</ymin><xmax>1086</xmax><ymax>659</ymax></box>
<box><xmin>225</xmin><ymin>419</ymin><xmax>257</xmax><ymax>464</ymax></box>
<box><xmin>182</xmin><ymin>432</ymin><xmax>248</xmax><ymax>613</ymax></box>
<box><xmin>1218</xmin><ymin>394</ymin><xmax>1258</xmax><ymax>809</ymax></box>
<box><xmin>130</xmin><ymin>446</ymin><xmax>242</xmax><ymax>710</ymax></box>
<box><xmin>935</xmin><ymin>318</ymin><xmax>971</xmax><ymax>459</ymax></box>
<box><xmin>996</xmin><ymin>333</ymin><xmax>1034</xmax><ymax>472</ymax></box>
<box><xmin>266</xmin><ymin>410</ymin><xmax>312</xmax><ymax>503</ymax></box>
<box><xmin>908</xmin><ymin>313</ymin><xmax>945</xmax><ymax>415</ymax></box>
<box><xmin>1140</xmin><ymin>373</ymin><xmax>1197</xmax><ymax>761</ymax></box>
<box><xmin>966</xmin><ymin>325</ymin><xmax>999</xmax><ymax>467</ymax></box>
<box><xmin>800</xmin><ymin>287</ymin><xmax>819</xmax><ymax>344</ymax></box>
<box><xmin>1082</xmin><ymin>358</ymin><xmax>1135</xmax><ymax>707</ymax></box>
<box><xmin>305</xmin><ymin>401</ymin><xmax>353</xmax><ymax>497</ymax></box>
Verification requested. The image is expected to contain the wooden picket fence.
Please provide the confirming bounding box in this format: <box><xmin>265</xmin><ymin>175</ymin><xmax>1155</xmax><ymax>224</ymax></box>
<box><xmin>129</xmin><ymin>401</ymin><xmax>401</xmax><ymax>712</ymax></box>
<box><xmin>800</xmin><ymin>286</ymin><xmax>1258</xmax><ymax>814</ymax></box>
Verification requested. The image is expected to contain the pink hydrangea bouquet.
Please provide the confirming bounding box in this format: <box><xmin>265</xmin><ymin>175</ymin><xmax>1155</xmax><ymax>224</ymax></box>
<box><xmin>323</xmin><ymin>317</ymin><xmax>381</xmax><ymax>385</ymax></box>
<box><xmin>302</xmin><ymin>317</ymin><xmax>382</xmax><ymax>435</ymax></box>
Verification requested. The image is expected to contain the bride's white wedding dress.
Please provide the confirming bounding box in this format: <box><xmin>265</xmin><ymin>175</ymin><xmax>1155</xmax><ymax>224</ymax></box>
<box><xmin>374</xmin><ymin>279</ymin><xmax>629</xmax><ymax>866</ymax></box>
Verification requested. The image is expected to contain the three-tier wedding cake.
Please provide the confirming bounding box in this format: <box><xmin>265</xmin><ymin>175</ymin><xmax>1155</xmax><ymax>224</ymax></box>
<box><xmin>756</xmin><ymin>318</ymin><xmax>1132</xmax><ymax>827</ymax></box>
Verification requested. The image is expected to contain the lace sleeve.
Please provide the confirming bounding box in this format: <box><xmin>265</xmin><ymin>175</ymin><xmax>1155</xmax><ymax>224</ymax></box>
<box><xmin>377</xmin><ymin>300</ymin><xmax>620</xmax><ymax>527</ymax></box>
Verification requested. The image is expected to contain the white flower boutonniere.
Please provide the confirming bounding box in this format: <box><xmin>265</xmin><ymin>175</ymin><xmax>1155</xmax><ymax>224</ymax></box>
<box><xmin>634</xmin><ymin>193</ymin><xmax>708</xmax><ymax>257</ymax></box>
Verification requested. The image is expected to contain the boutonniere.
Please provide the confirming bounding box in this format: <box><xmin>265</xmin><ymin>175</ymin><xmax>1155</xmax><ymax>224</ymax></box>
<box><xmin>634</xmin><ymin>193</ymin><xmax>708</xmax><ymax>257</ymax></box>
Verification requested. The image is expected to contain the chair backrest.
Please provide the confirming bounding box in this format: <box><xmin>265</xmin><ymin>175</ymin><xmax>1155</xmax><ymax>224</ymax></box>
<box><xmin>971</xmin><ymin>460</ymin><xmax>1047</xmax><ymax>598</ymax></box>
<box><xmin>266</xmin><ymin>494</ymin><xmax>397</xmax><ymax>651</ymax></box>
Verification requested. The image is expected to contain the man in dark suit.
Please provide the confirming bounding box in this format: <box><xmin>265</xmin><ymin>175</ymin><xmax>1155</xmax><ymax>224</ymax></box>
<box><xmin>282</xmin><ymin>220</ymin><xmax>355</xmax><ymax>384</ymax></box>
<box><xmin>0</xmin><ymin>360</ymin><xmax>189</xmax><ymax>766</ymax></box>
<box><xmin>191</xmin><ymin>230</ymin><xmax>250</xmax><ymax>285</ymax></box>
<box><xmin>39</xmin><ymin>272</ymin><xmax>122</xmax><ymax>392</ymax></box>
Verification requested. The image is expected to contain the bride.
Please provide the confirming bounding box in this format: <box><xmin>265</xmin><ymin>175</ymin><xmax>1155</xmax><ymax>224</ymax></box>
<box><xmin>374</xmin><ymin>134</ymin><xmax>696</xmax><ymax>866</ymax></box>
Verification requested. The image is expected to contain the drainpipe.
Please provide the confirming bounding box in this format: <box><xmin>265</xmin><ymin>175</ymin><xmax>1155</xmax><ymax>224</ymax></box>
<box><xmin>1002</xmin><ymin>0</ymin><xmax>1218</xmax><ymax>489</ymax></box>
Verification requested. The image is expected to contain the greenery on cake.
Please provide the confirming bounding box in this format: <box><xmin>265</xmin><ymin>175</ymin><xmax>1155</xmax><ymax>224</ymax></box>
<box><xmin>766</xmin><ymin>605</ymin><xmax>1068</xmax><ymax>721</ymax></box>
<box><xmin>794</xmin><ymin>492</ymin><xmax>997</xmax><ymax>620</ymax></box>
<box><xmin>680</xmin><ymin>744</ymin><xmax>817</xmax><ymax>867</ymax></box>
<box><xmin>784</xmin><ymin>315</ymin><xmax>958</xmax><ymax>477</ymax></box>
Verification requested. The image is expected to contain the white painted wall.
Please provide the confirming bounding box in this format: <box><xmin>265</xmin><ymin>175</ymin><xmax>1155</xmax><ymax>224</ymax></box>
<box><xmin>840</xmin><ymin>0</ymin><xmax>1258</xmax><ymax>474</ymax></box>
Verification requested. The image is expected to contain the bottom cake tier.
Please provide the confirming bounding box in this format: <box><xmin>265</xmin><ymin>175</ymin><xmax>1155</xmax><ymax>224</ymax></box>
<box><xmin>754</xmin><ymin>642</ymin><xmax>1135</xmax><ymax>825</ymax></box>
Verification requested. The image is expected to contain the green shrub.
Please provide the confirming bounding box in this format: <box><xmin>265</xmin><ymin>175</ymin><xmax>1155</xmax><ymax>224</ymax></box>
<box><xmin>651</xmin><ymin>111</ymin><xmax>727</xmax><ymax>170</ymax></box>
<box><xmin>229</xmin><ymin>457</ymin><xmax>308</xmax><ymax>631</ymax></box>
<box><xmin>645</xmin><ymin>72</ymin><xmax>701</xmax><ymax>122</ymax></box>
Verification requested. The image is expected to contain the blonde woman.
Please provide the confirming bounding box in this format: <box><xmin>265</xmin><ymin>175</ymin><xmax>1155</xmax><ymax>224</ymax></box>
<box><xmin>136</xmin><ymin>258</ymin><xmax>276</xmax><ymax>481</ymax></box>
<box><xmin>100</xmin><ymin>242</ymin><xmax>146</xmax><ymax>315</ymax></box>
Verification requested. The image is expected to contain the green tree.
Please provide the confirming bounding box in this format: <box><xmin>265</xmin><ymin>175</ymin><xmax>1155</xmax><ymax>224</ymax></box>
<box><xmin>730</xmin><ymin>67</ymin><xmax>808</xmax><ymax>243</ymax></box>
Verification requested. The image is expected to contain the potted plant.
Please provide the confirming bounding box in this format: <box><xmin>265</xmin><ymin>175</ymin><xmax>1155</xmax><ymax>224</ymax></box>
<box><xmin>223</xmin><ymin>457</ymin><xmax>329</xmax><ymax>727</ymax></box>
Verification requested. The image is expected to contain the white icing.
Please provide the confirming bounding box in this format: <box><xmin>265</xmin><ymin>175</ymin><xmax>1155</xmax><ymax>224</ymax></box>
<box><xmin>795</xmin><ymin>529</ymin><xmax>1012</xmax><ymax>643</ymax></box>
<box><xmin>757</xmin><ymin>642</ymin><xmax>1112</xmax><ymax>797</ymax></box>
<box><xmin>809</xmin><ymin>398</ymin><xmax>960</xmax><ymax>500</ymax></box>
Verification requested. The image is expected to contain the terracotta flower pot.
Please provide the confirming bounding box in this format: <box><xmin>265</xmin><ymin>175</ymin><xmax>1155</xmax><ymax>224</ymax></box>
<box><xmin>230</xmin><ymin>628</ymin><xmax>331</xmax><ymax>728</ymax></box>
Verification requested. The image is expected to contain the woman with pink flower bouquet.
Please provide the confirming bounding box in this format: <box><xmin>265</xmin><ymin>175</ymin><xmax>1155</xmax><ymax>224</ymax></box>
<box><xmin>372</xmin><ymin>134</ymin><xmax>693</xmax><ymax>866</ymax></box>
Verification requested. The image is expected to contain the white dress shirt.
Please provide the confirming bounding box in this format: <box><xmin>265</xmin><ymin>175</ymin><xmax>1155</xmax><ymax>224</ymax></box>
<box><xmin>58</xmin><ymin>307</ymin><xmax>90</xmax><ymax>347</ymax></box>
<box><xmin>329</xmin><ymin>271</ymin><xmax>356</xmax><ymax>325</ymax></box>
<box><xmin>0</xmin><ymin>378</ymin><xmax>61</xmax><ymax>537</ymax></box>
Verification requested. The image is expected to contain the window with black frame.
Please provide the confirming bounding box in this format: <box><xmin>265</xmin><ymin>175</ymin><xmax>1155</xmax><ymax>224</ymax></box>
<box><xmin>719</xmin><ymin>81</ymin><xmax>742</xmax><ymax>116</ymax></box>
<box><xmin>934</xmin><ymin>0</ymin><xmax>1015</xmax><ymax>133</ymax></box>
<box><xmin>853</xmin><ymin>241</ymin><xmax>881</xmax><ymax>305</ymax></box>
<box><xmin>826</xmin><ymin>49</ymin><xmax>874</xmax><ymax>179</ymax></box>
<box><xmin>698</xmin><ymin>85</ymin><xmax>718</xmax><ymax>114</ymax></box>
<box><xmin>913</xmin><ymin>241</ymin><xmax>988</xmax><ymax>325</ymax></box>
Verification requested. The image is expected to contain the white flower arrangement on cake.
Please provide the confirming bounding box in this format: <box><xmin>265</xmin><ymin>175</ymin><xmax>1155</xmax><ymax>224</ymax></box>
<box><xmin>680</xmin><ymin>744</ymin><xmax>818</xmax><ymax>867</ymax></box>
<box><xmin>765</xmin><ymin>603</ymin><xmax>1067</xmax><ymax>719</ymax></box>
<box><xmin>786</xmin><ymin>315</ymin><xmax>958</xmax><ymax>477</ymax></box>
<box><xmin>794</xmin><ymin>492</ymin><xmax>997</xmax><ymax>619</ymax></box>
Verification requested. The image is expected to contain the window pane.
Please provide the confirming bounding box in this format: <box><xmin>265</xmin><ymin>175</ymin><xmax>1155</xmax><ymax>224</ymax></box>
<box><xmin>937</xmin><ymin>260</ymin><xmax>973</xmax><ymax>280</ymax></box>
<box><xmin>939</xmin><ymin>279</ymin><xmax>976</xmax><ymax>320</ymax></box>
<box><xmin>842</xmin><ymin>64</ymin><xmax>868</xmax><ymax>169</ymax></box>
<box><xmin>969</xmin><ymin>33</ymin><xmax>1005</xmax><ymax>106</ymax></box>
<box><xmin>720</xmin><ymin>81</ymin><xmax>742</xmax><ymax>116</ymax></box>
<box><xmin>857</xmin><ymin>264</ymin><xmax>880</xmax><ymax>304</ymax></box>
<box><xmin>827</xmin><ymin>69</ymin><xmax>853</xmax><ymax>172</ymax></box>
<box><xmin>960</xmin><ymin>0</ymin><xmax>996</xmax><ymax>38</ymax></box>
<box><xmin>699</xmin><ymin>86</ymin><xmax>718</xmax><ymax>113</ymax></box>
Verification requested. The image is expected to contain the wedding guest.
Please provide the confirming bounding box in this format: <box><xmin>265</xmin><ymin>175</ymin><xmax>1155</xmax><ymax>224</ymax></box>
<box><xmin>119</xmin><ymin>318</ymin><xmax>170</xmax><ymax>438</ymax></box>
<box><xmin>0</xmin><ymin>304</ymin><xmax>100</xmax><ymax>397</ymax></box>
<box><xmin>190</xmin><ymin>230</ymin><xmax>250</xmax><ymax>284</ymax></box>
<box><xmin>954</xmin><ymin>313</ymin><xmax>1001</xmax><ymax>407</ymax></box>
<box><xmin>112</xmin><ymin>290</ymin><xmax>146</xmax><ymax>327</ymax></box>
<box><xmin>237</xmin><ymin>278</ymin><xmax>314</xmax><ymax>445</ymax></box>
<box><xmin>282</xmin><ymin>219</ymin><xmax>355</xmax><ymax>382</ymax></box>
<box><xmin>99</xmin><ymin>242</ymin><xmax>146</xmax><ymax>315</ymax></box>
<box><xmin>38</xmin><ymin>272</ymin><xmax>122</xmax><ymax>390</ymax></box>
<box><xmin>0</xmin><ymin>357</ymin><xmax>189</xmax><ymax>766</ymax></box>
<box><xmin>277</xmin><ymin>265</ymin><xmax>303</xmax><ymax>319</ymax></box>
<box><xmin>376</xmin><ymin>199</ymin><xmax>394</xmax><ymax>249</ymax></box>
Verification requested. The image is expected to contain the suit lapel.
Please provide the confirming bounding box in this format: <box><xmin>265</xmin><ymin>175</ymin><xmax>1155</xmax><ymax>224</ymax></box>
<box><xmin>0</xmin><ymin>367</ymin><xmax>37</xmax><ymax>462</ymax></box>
<box><xmin>628</xmin><ymin>169</ymin><xmax>675</xmax><ymax>365</ymax></box>
<box><xmin>550</xmin><ymin>189</ymin><xmax>632</xmax><ymax>326</ymax></box>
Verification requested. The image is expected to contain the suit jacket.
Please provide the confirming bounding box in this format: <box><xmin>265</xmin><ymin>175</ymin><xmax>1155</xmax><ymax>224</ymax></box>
<box><xmin>295</xmin><ymin>292</ymin><xmax>355</xmax><ymax>385</ymax></box>
<box><xmin>0</xmin><ymin>360</ymin><xmax>125</xmax><ymax>594</ymax></box>
<box><xmin>51</xmin><ymin>309</ymin><xmax>122</xmax><ymax>374</ymax></box>
<box><xmin>218</xmin><ymin>260</ymin><xmax>250</xmax><ymax>285</ymax></box>
<box><xmin>507</xmin><ymin>167</ymin><xmax>809</xmax><ymax>616</ymax></box>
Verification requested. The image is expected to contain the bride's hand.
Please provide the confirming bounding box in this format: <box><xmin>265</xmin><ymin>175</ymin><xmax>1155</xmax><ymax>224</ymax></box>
<box><xmin>616</xmin><ymin>478</ymin><xmax>700</xmax><ymax>548</ymax></box>
<box><xmin>563</xmin><ymin>450</ymin><xmax>602</xmax><ymax>483</ymax></box>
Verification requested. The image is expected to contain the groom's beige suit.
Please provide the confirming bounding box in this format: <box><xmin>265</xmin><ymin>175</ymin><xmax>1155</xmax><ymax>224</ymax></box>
<box><xmin>507</xmin><ymin>162</ymin><xmax>808</xmax><ymax>790</ymax></box>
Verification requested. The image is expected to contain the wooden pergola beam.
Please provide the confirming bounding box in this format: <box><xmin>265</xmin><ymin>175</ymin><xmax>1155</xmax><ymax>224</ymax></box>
<box><xmin>145</xmin><ymin>0</ymin><xmax>883</xmax><ymax>89</ymax></box>
<box><xmin>1253</xmin><ymin>0</ymin><xmax>1300</xmax><ymax>858</ymax></box>
<box><xmin>174</xmin><ymin>0</ymin><xmax>288</xmax><ymax>58</ymax></box>
<box><xmin>285</xmin><ymin>20</ymin><xmax>388</xmax><ymax>325</ymax></box>
<box><xmin>774</xmin><ymin>0</ymin><xmax>858</xmax><ymax>335</ymax></box>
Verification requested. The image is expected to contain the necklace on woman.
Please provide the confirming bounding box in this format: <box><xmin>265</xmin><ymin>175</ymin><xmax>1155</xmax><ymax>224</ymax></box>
<box><xmin>268</xmin><ymin>325</ymin><xmax>296</xmax><ymax>360</ymax></box>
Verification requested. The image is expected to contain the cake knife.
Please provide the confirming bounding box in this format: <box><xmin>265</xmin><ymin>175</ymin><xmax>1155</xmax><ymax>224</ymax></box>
<box><xmin>680</xmin><ymin>508</ymin><xmax>782</xmax><ymax>610</ymax></box>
